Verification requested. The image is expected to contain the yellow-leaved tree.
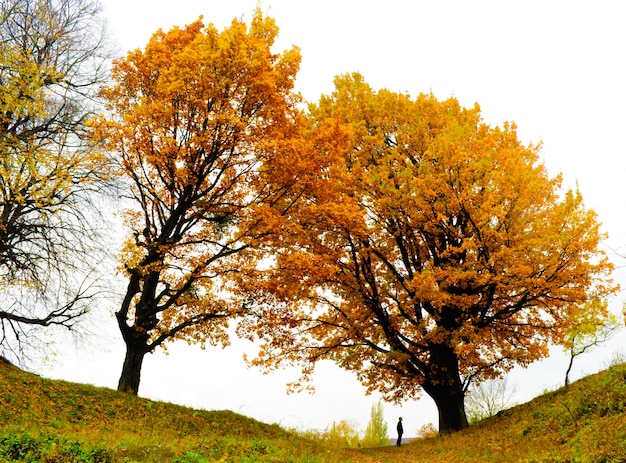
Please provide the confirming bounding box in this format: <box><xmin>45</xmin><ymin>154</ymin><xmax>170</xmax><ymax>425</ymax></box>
<box><xmin>91</xmin><ymin>10</ymin><xmax>301</xmax><ymax>394</ymax></box>
<box><xmin>561</xmin><ymin>298</ymin><xmax>621</xmax><ymax>387</ymax></box>
<box><xmin>0</xmin><ymin>0</ymin><xmax>112</xmax><ymax>359</ymax></box>
<box><xmin>244</xmin><ymin>73</ymin><xmax>617</xmax><ymax>434</ymax></box>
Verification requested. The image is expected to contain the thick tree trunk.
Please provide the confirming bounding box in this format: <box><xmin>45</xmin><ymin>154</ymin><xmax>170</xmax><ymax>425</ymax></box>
<box><xmin>423</xmin><ymin>380</ymin><xmax>468</xmax><ymax>434</ymax></box>
<box><xmin>115</xmin><ymin>272</ymin><xmax>155</xmax><ymax>395</ymax></box>
<box><xmin>422</xmin><ymin>343</ymin><xmax>469</xmax><ymax>434</ymax></box>
<box><xmin>117</xmin><ymin>336</ymin><xmax>148</xmax><ymax>395</ymax></box>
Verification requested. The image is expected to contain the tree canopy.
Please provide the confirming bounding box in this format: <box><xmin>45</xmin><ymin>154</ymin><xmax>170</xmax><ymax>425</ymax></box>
<box><xmin>6</xmin><ymin>2</ymin><xmax>614</xmax><ymax>434</ymax></box>
<box><xmin>561</xmin><ymin>299</ymin><xmax>620</xmax><ymax>387</ymax></box>
<box><xmin>244</xmin><ymin>73</ymin><xmax>617</xmax><ymax>434</ymax></box>
<box><xmin>0</xmin><ymin>0</ymin><xmax>112</xmax><ymax>359</ymax></box>
<box><xmin>91</xmin><ymin>10</ymin><xmax>302</xmax><ymax>394</ymax></box>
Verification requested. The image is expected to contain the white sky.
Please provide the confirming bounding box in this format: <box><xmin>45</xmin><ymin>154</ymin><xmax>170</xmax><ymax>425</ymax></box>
<box><xmin>40</xmin><ymin>0</ymin><xmax>626</xmax><ymax>435</ymax></box>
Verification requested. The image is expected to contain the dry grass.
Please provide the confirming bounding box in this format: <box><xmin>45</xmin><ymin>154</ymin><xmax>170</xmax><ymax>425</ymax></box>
<box><xmin>350</xmin><ymin>364</ymin><xmax>626</xmax><ymax>463</ymax></box>
<box><xmin>0</xmin><ymin>356</ymin><xmax>344</xmax><ymax>462</ymax></box>
<box><xmin>2</xmin><ymin>356</ymin><xmax>626</xmax><ymax>462</ymax></box>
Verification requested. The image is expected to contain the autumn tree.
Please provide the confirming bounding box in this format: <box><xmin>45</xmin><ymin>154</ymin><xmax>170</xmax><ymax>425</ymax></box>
<box><xmin>247</xmin><ymin>74</ymin><xmax>617</xmax><ymax>434</ymax></box>
<box><xmin>362</xmin><ymin>400</ymin><xmax>389</xmax><ymax>447</ymax></box>
<box><xmin>91</xmin><ymin>11</ymin><xmax>301</xmax><ymax>394</ymax></box>
<box><xmin>0</xmin><ymin>0</ymin><xmax>113</xmax><ymax>359</ymax></box>
<box><xmin>562</xmin><ymin>299</ymin><xmax>620</xmax><ymax>387</ymax></box>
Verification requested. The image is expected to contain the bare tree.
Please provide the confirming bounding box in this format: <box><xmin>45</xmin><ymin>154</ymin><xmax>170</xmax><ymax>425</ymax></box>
<box><xmin>464</xmin><ymin>377</ymin><xmax>517</xmax><ymax>424</ymax></box>
<box><xmin>0</xmin><ymin>0</ymin><xmax>114</xmax><ymax>361</ymax></box>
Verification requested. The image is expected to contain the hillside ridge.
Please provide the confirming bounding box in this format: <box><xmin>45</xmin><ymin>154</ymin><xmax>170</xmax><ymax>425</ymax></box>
<box><xmin>2</xmin><ymin>357</ymin><xmax>626</xmax><ymax>462</ymax></box>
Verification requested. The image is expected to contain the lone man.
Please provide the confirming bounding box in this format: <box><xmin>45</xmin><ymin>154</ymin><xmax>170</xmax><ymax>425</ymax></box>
<box><xmin>396</xmin><ymin>417</ymin><xmax>404</xmax><ymax>446</ymax></box>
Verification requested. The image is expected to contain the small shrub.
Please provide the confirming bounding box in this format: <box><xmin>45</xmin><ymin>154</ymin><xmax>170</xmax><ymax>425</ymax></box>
<box><xmin>0</xmin><ymin>433</ymin><xmax>44</xmax><ymax>461</ymax></box>
<box><xmin>323</xmin><ymin>420</ymin><xmax>361</xmax><ymax>449</ymax></box>
<box><xmin>416</xmin><ymin>422</ymin><xmax>438</xmax><ymax>439</ymax></box>
<box><xmin>172</xmin><ymin>450</ymin><xmax>209</xmax><ymax>463</ymax></box>
<box><xmin>0</xmin><ymin>433</ymin><xmax>114</xmax><ymax>463</ymax></box>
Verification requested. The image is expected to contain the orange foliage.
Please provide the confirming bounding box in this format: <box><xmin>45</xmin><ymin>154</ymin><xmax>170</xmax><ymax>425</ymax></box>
<box><xmin>90</xmin><ymin>10</ymin><xmax>301</xmax><ymax>393</ymax></box>
<box><xmin>247</xmin><ymin>73</ymin><xmax>617</xmax><ymax>433</ymax></box>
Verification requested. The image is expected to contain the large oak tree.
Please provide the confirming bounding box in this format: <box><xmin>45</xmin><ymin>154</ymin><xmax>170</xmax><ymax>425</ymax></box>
<box><xmin>246</xmin><ymin>74</ymin><xmax>617</xmax><ymax>434</ymax></box>
<box><xmin>92</xmin><ymin>11</ymin><xmax>301</xmax><ymax>394</ymax></box>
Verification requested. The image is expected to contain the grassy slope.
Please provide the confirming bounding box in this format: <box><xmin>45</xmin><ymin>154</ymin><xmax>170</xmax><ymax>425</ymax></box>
<box><xmin>0</xmin><ymin>357</ymin><xmax>338</xmax><ymax>462</ymax></box>
<box><xmin>2</xmin><ymin>357</ymin><xmax>626</xmax><ymax>463</ymax></box>
<box><xmin>352</xmin><ymin>363</ymin><xmax>626</xmax><ymax>463</ymax></box>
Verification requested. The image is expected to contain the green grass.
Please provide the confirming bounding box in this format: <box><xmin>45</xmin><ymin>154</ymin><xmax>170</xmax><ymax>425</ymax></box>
<box><xmin>0</xmin><ymin>357</ymin><xmax>343</xmax><ymax>462</ymax></box>
<box><xmin>3</xmin><ymin>356</ymin><xmax>626</xmax><ymax>462</ymax></box>
<box><xmin>349</xmin><ymin>364</ymin><xmax>626</xmax><ymax>463</ymax></box>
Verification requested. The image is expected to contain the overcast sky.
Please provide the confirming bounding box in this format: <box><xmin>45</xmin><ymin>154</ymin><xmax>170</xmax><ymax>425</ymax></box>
<box><xmin>42</xmin><ymin>0</ymin><xmax>626</xmax><ymax>434</ymax></box>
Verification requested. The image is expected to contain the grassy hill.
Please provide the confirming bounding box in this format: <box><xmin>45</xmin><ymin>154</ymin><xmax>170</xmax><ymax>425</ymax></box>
<box><xmin>2</xmin><ymin>356</ymin><xmax>626</xmax><ymax>462</ymax></box>
<box><xmin>355</xmin><ymin>363</ymin><xmax>626</xmax><ymax>463</ymax></box>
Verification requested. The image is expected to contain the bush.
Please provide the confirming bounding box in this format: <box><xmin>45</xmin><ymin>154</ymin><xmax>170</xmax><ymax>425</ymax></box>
<box><xmin>323</xmin><ymin>420</ymin><xmax>361</xmax><ymax>449</ymax></box>
<box><xmin>0</xmin><ymin>433</ymin><xmax>113</xmax><ymax>463</ymax></box>
<box><xmin>0</xmin><ymin>434</ymin><xmax>44</xmax><ymax>461</ymax></box>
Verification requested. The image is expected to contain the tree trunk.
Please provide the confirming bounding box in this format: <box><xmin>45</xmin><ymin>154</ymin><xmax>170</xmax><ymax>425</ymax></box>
<box><xmin>117</xmin><ymin>336</ymin><xmax>148</xmax><ymax>395</ymax></box>
<box><xmin>422</xmin><ymin>344</ymin><xmax>469</xmax><ymax>434</ymax></box>
<box><xmin>424</xmin><ymin>380</ymin><xmax>468</xmax><ymax>434</ymax></box>
<box><xmin>115</xmin><ymin>273</ymin><xmax>155</xmax><ymax>395</ymax></box>
<box><xmin>565</xmin><ymin>350</ymin><xmax>575</xmax><ymax>387</ymax></box>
